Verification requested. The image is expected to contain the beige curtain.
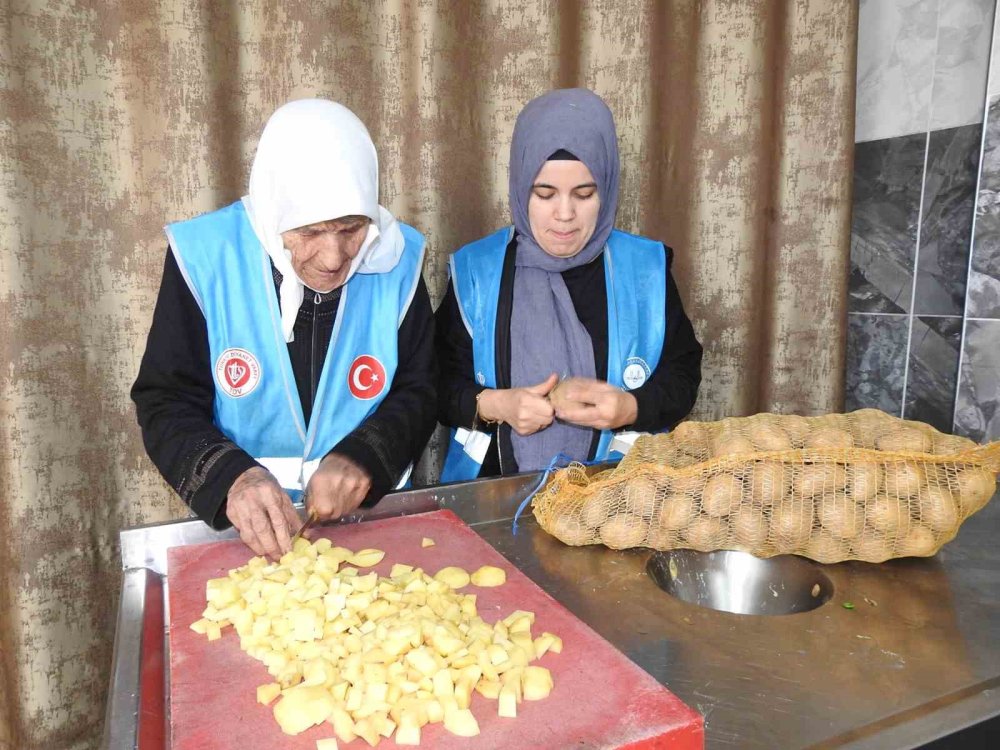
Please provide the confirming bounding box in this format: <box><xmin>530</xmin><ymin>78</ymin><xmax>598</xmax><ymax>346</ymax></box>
<box><xmin>0</xmin><ymin>1</ymin><xmax>856</xmax><ymax>747</ymax></box>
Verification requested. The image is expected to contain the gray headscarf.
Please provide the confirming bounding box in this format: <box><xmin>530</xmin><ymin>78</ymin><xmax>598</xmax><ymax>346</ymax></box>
<box><xmin>508</xmin><ymin>88</ymin><xmax>621</xmax><ymax>471</ymax></box>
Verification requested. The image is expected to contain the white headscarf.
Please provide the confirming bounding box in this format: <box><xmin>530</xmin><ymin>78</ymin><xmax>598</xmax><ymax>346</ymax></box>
<box><xmin>243</xmin><ymin>98</ymin><xmax>405</xmax><ymax>342</ymax></box>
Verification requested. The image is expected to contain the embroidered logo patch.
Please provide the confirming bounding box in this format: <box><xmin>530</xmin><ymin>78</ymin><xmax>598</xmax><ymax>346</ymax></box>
<box><xmin>622</xmin><ymin>356</ymin><xmax>651</xmax><ymax>390</ymax></box>
<box><xmin>348</xmin><ymin>355</ymin><xmax>387</xmax><ymax>400</ymax></box>
<box><xmin>215</xmin><ymin>348</ymin><xmax>261</xmax><ymax>398</ymax></box>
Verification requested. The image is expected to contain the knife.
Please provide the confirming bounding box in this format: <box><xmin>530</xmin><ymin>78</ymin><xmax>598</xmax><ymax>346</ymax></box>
<box><xmin>291</xmin><ymin>508</ymin><xmax>319</xmax><ymax>545</ymax></box>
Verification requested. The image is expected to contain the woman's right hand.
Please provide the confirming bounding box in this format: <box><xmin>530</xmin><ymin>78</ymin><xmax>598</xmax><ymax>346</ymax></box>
<box><xmin>477</xmin><ymin>373</ymin><xmax>558</xmax><ymax>436</ymax></box>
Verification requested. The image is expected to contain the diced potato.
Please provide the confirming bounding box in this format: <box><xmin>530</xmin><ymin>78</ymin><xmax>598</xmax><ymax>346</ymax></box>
<box><xmin>390</xmin><ymin>563</ymin><xmax>414</xmax><ymax>577</ymax></box>
<box><xmin>470</xmin><ymin>565</ymin><xmax>507</xmax><ymax>587</ymax></box>
<box><xmin>189</xmin><ymin>618</ymin><xmax>210</xmax><ymax>634</ymax></box>
<box><xmin>523</xmin><ymin>665</ymin><xmax>553</xmax><ymax>700</ymax></box>
<box><xmin>327</xmin><ymin>706</ymin><xmax>355</xmax><ymax>743</ymax></box>
<box><xmin>421</xmin><ymin>537</ymin><xmax>435</xmax><ymax>547</ymax></box>
<box><xmin>206</xmin><ymin>622</ymin><xmax>222</xmax><ymax>641</ymax></box>
<box><xmin>347</xmin><ymin>549</ymin><xmax>386</xmax><ymax>567</ymax></box>
<box><xmin>352</xmin><ymin>717</ymin><xmax>381</xmax><ymax>747</ymax></box>
<box><xmin>433</xmin><ymin>566</ymin><xmax>470</xmax><ymax>589</ymax></box>
<box><xmin>256</xmin><ymin>682</ymin><xmax>281</xmax><ymax>705</ymax></box>
<box><xmin>315</xmin><ymin>738</ymin><xmax>339</xmax><ymax>750</ymax></box>
<box><xmin>476</xmin><ymin>679</ymin><xmax>502</xmax><ymax>700</ymax></box>
<box><xmin>498</xmin><ymin>684</ymin><xmax>518</xmax><ymax>718</ymax></box>
<box><xmin>395</xmin><ymin>714</ymin><xmax>421</xmax><ymax>745</ymax></box>
<box><xmin>443</xmin><ymin>707</ymin><xmax>480</xmax><ymax>737</ymax></box>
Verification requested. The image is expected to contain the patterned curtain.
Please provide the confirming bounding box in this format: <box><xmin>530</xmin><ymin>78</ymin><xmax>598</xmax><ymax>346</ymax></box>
<box><xmin>0</xmin><ymin>1</ymin><xmax>856</xmax><ymax>747</ymax></box>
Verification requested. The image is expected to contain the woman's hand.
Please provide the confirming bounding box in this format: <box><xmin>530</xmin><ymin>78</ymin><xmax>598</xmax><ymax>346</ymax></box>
<box><xmin>477</xmin><ymin>373</ymin><xmax>558</xmax><ymax>436</ymax></box>
<box><xmin>551</xmin><ymin>377</ymin><xmax>638</xmax><ymax>430</ymax></box>
<box><xmin>305</xmin><ymin>453</ymin><xmax>371</xmax><ymax>521</ymax></box>
<box><xmin>226</xmin><ymin>466</ymin><xmax>300</xmax><ymax>559</ymax></box>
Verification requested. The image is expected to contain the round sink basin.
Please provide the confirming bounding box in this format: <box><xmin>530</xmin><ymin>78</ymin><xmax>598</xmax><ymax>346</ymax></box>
<box><xmin>646</xmin><ymin>549</ymin><xmax>834</xmax><ymax>616</ymax></box>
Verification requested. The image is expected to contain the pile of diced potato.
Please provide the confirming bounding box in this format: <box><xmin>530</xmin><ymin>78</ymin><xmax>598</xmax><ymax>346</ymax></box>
<box><xmin>189</xmin><ymin>537</ymin><xmax>563</xmax><ymax>747</ymax></box>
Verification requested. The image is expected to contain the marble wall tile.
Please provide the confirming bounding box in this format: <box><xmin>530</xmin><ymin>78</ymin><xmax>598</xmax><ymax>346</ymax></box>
<box><xmin>955</xmin><ymin>319</ymin><xmax>1000</xmax><ymax>441</ymax></box>
<box><xmin>846</xmin><ymin>313</ymin><xmax>910</xmax><ymax>415</ymax></box>
<box><xmin>929</xmin><ymin>0</ymin><xmax>994</xmax><ymax>131</ymax></box>
<box><xmin>969</xmin><ymin>95</ymin><xmax>1000</xmax><ymax>318</ymax></box>
<box><xmin>988</xmin><ymin>4</ymin><xmax>1000</xmax><ymax>99</ymax></box>
<box><xmin>914</xmin><ymin>124</ymin><xmax>982</xmax><ymax>315</ymax></box>
<box><xmin>903</xmin><ymin>315</ymin><xmax>962</xmax><ymax>432</ymax></box>
<box><xmin>850</xmin><ymin>133</ymin><xmax>927</xmax><ymax>313</ymax></box>
<box><xmin>856</xmin><ymin>0</ymin><xmax>938</xmax><ymax>143</ymax></box>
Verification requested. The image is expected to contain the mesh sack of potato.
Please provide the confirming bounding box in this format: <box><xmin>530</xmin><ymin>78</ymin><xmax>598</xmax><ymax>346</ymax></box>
<box><xmin>531</xmin><ymin>409</ymin><xmax>1000</xmax><ymax>563</ymax></box>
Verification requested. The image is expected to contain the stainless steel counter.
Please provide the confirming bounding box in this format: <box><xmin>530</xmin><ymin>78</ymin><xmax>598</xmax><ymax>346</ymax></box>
<box><xmin>104</xmin><ymin>472</ymin><xmax>1000</xmax><ymax>749</ymax></box>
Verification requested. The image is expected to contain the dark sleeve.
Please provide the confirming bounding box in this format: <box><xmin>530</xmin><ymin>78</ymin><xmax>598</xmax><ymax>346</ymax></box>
<box><xmin>434</xmin><ymin>278</ymin><xmax>489</xmax><ymax>431</ymax></box>
<box><xmin>628</xmin><ymin>251</ymin><xmax>703</xmax><ymax>432</ymax></box>
<box><xmin>328</xmin><ymin>277</ymin><xmax>438</xmax><ymax>503</ymax></box>
<box><xmin>130</xmin><ymin>249</ymin><xmax>259</xmax><ymax>529</ymax></box>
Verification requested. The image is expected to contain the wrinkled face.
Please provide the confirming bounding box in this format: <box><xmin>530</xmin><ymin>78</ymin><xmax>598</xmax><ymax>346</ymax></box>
<box><xmin>281</xmin><ymin>215</ymin><xmax>371</xmax><ymax>292</ymax></box>
<box><xmin>527</xmin><ymin>160</ymin><xmax>601</xmax><ymax>258</ymax></box>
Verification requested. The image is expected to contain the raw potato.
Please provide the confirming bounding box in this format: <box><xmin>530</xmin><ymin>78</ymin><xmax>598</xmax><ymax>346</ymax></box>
<box><xmin>623</xmin><ymin>476</ymin><xmax>661</xmax><ymax>518</ymax></box>
<box><xmin>917</xmin><ymin>485</ymin><xmax>959</xmax><ymax>533</ymax></box>
<box><xmin>672</xmin><ymin>421</ymin><xmax>707</xmax><ymax>454</ymax></box>
<box><xmin>877</xmin><ymin>427</ymin><xmax>932</xmax><ymax>453</ymax></box>
<box><xmin>748</xmin><ymin>462</ymin><xmax>789</xmax><ymax>506</ymax></box>
<box><xmin>347</xmin><ymin>549</ymin><xmax>385</xmax><ymax>567</ymax></box>
<box><xmin>192</xmin><ymin>539</ymin><xmax>564</xmax><ymax>746</ymax></box>
<box><xmin>550</xmin><ymin>513</ymin><xmax>594</xmax><ymax>546</ymax></box>
<box><xmin>865</xmin><ymin>493</ymin><xmax>910</xmax><ymax>535</ymax></box>
<box><xmin>657</xmin><ymin>494</ymin><xmax>697</xmax><ymax>533</ymax></box>
<box><xmin>782</xmin><ymin>415</ymin><xmax>812</xmax><ymax>447</ymax></box>
<box><xmin>852</xmin><ymin>535</ymin><xmax>892</xmax><ymax>563</ymax></box>
<box><xmin>730</xmin><ymin>507</ymin><xmax>768</xmax><ymax>549</ymax></box>
<box><xmin>817</xmin><ymin>494</ymin><xmax>862</xmax><ymax>541</ymax></box>
<box><xmin>795</xmin><ymin>463</ymin><xmax>848</xmax><ymax>497</ymax></box>
<box><xmin>898</xmin><ymin>524</ymin><xmax>937</xmax><ymax>557</ymax></box>
<box><xmin>580</xmin><ymin>494</ymin><xmax>609</xmax><ymax>529</ymax></box>
<box><xmin>806</xmin><ymin>427</ymin><xmax>854</xmax><ymax>450</ymax></box>
<box><xmin>771</xmin><ymin>498</ymin><xmax>815</xmax><ymax>549</ymax></box>
<box><xmin>701</xmin><ymin>474</ymin><xmax>742</xmax><ymax>517</ymax></box>
<box><xmin>421</xmin><ymin>537</ymin><xmax>435</xmax><ymax>548</ymax></box>
<box><xmin>952</xmin><ymin>467</ymin><xmax>997</xmax><ymax>513</ymax></box>
<box><xmin>470</xmin><ymin>566</ymin><xmax>506</xmax><ymax>587</ymax></box>
<box><xmin>881</xmin><ymin>462</ymin><xmax>925</xmax><ymax>498</ymax></box>
<box><xmin>749</xmin><ymin>424</ymin><xmax>792</xmax><ymax>452</ymax></box>
<box><xmin>710</xmin><ymin>432</ymin><xmax>755</xmax><ymax>458</ymax></box>
<box><xmin>434</xmin><ymin>566</ymin><xmax>471</xmax><ymax>589</ymax></box>
<box><xmin>599</xmin><ymin>515</ymin><xmax>647</xmax><ymax>549</ymax></box>
<box><xmin>668</xmin><ymin>473</ymin><xmax>707</xmax><ymax>497</ymax></box>
<box><xmin>805</xmin><ymin>530</ymin><xmax>848</xmax><ymax>564</ymax></box>
<box><xmin>848</xmin><ymin>462</ymin><xmax>880</xmax><ymax>502</ymax></box>
<box><xmin>683</xmin><ymin>516</ymin><xmax>725</xmax><ymax>549</ymax></box>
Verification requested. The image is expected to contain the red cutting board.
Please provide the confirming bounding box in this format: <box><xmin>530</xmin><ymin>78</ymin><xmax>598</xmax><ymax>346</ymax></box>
<box><xmin>167</xmin><ymin>509</ymin><xmax>703</xmax><ymax>749</ymax></box>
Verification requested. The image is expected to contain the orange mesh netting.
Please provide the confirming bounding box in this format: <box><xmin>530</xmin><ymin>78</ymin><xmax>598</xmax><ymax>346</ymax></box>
<box><xmin>532</xmin><ymin>409</ymin><xmax>1000</xmax><ymax>563</ymax></box>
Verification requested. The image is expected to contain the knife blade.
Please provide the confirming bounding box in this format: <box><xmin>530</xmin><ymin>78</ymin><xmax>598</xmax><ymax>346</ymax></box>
<box><xmin>291</xmin><ymin>508</ymin><xmax>319</xmax><ymax>545</ymax></box>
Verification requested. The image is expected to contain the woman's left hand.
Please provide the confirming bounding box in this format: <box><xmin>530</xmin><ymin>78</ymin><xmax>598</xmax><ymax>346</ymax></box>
<box><xmin>551</xmin><ymin>377</ymin><xmax>638</xmax><ymax>430</ymax></box>
<box><xmin>305</xmin><ymin>453</ymin><xmax>371</xmax><ymax>521</ymax></box>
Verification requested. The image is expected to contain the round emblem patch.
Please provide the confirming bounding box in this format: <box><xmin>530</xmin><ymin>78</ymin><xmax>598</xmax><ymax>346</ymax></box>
<box><xmin>348</xmin><ymin>355</ymin><xmax>387</xmax><ymax>400</ymax></box>
<box><xmin>215</xmin><ymin>348</ymin><xmax>262</xmax><ymax>398</ymax></box>
<box><xmin>622</xmin><ymin>357</ymin><xmax>651</xmax><ymax>390</ymax></box>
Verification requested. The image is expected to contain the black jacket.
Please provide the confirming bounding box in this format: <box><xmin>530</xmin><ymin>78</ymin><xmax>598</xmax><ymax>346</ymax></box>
<box><xmin>435</xmin><ymin>235</ymin><xmax>702</xmax><ymax>475</ymax></box>
<box><xmin>131</xmin><ymin>249</ymin><xmax>437</xmax><ymax>528</ymax></box>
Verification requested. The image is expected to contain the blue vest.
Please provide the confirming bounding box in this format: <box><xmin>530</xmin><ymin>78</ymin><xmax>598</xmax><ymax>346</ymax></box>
<box><xmin>166</xmin><ymin>200</ymin><xmax>425</xmax><ymax>494</ymax></box>
<box><xmin>440</xmin><ymin>227</ymin><xmax>666</xmax><ymax>482</ymax></box>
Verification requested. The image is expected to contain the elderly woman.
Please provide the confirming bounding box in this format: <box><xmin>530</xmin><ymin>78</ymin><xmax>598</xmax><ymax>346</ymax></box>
<box><xmin>436</xmin><ymin>88</ymin><xmax>702</xmax><ymax>480</ymax></box>
<box><xmin>132</xmin><ymin>99</ymin><xmax>436</xmax><ymax>558</ymax></box>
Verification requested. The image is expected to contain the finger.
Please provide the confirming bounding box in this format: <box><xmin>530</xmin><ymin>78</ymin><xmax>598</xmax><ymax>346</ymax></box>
<box><xmin>265</xmin><ymin>495</ymin><xmax>294</xmax><ymax>555</ymax></box>
<box><xmin>557</xmin><ymin>403</ymin><xmax>601</xmax><ymax>425</ymax></box>
<box><xmin>525</xmin><ymin>372</ymin><xmax>559</xmax><ymax>396</ymax></box>
<box><xmin>249</xmin><ymin>505</ymin><xmax>282</xmax><ymax>560</ymax></box>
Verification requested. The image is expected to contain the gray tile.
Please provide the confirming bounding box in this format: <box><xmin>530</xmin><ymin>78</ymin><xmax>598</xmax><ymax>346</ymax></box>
<box><xmin>991</xmin><ymin>8</ymin><xmax>1000</xmax><ymax>99</ymax></box>
<box><xmin>929</xmin><ymin>0</ymin><xmax>994</xmax><ymax>130</ymax></box>
<box><xmin>914</xmin><ymin>124</ymin><xmax>982</xmax><ymax>315</ymax></box>
<box><xmin>846</xmin><ymin>313</ymin><xmax>911</xmax><ymax>415</ymax></box>
<box><xmin>955</xmin><ymin>319</ymin><xmax>1000</xmax><ymax>441</ymax></box>
<box><xmin>850</xmin><ymin>133</ymin><xmax>927</xmax><ymax>313</ymax></box>
<box><xmin>856</xmin><ymin>0</ymin><xmax>938</xmax><ymax>143</ymax></box>
<box><xmin>969</xmin><ymin>95</ymin><xmax>1000</xmax><ymax>318</ymax></box>
<box><xmin>903</xmin><ymin>315</ymin><xmax>963</xmax><ymax>432</ymax></box>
